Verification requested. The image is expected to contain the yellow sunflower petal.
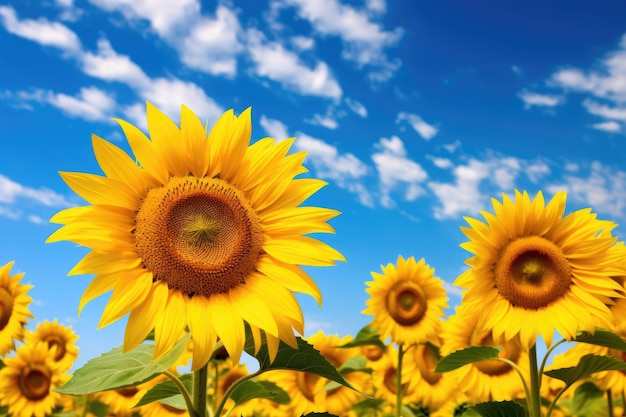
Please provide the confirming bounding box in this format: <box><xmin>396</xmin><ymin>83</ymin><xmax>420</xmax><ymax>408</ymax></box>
<box><xmin>154</xmin><ymin>290</ymin><xmax>187</xmax><ymax>359</ymax></box>
<box><xmin>206</xmin><ymin>294</ymin><xmax>245</xmax><ymax>365</ymax></box>
<box><xmin>146</xmin><ymin>102</ymin><xmax>187</xmax><ymax>177</ymax></box>
<box><xmin>59</xmin><ymin>172</ymin><xmax>138</xmax><ymax>210</ymax></box>
<box><xmin>114</xmin><ymin>117</ymin><xmax>168</xmax><ymax>183</ymax></box>
<box><xmin>186</xmin><ymin>295</ymin><xmax>216</xmax><ymax>371</ymax></box>
<box><xmin>98</xmin><ymin>270</ymin><xmax>152</xmax><ymax>328</ymax></box>
<box><xmin>124</xmin><ymin>281</ymin><xmax>169</xmax><ymax>352</ymax></box>
<box><xmin>180</xmin><ymin>104</ymin><xmax>210</xmax><ymax>178</ymax></box>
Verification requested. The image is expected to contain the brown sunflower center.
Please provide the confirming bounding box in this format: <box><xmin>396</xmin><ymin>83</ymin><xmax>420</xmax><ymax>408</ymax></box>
<box><xmin>415</xmin><ymin>345</ymin><xmax>442</xmax><ymax>385</ymax></box>
<box><xmin>471</xmin><ymin>332</ymin><xmax>522</xmax><ymax>376</ymax></box>
<box><xmin>19</xmin><ymin>367</ymin><xmax>51</xmax><ymax>400</ymax></box>
<box><xmin>0</xmin><ymin>287</ymin><xmax>14</xmax><ymax>330</ymax></box>
<box><xmin>385</xmin><ymin>281</ymin><xmax>427</xmax><ymax>326</ymax></box>
<box><xmin>495</xmin><ymin>236</ymin><xmax>572</xmax><ymax>309</ymax></box>
<box><xmin>135</xmin><ymin>177</ymin><xmax>264</xmax><ymax>297</ymax></box>
<box><xmin>361</xmin><ymin>345</ymin><xmax>384</xmax><ymax>362</ymax></box>
<box><xmin>117</xmin><ymin>386</ymin><xmax>139</xmax><ymax>397</ymax></box>
<box><xmin>383</xmin><ymin>366</ymin><xmax>398</xmax><ymax>394</ymax></box>
<box><xmin>45</xmin><ymin>335</ymin><xmax>66</xmax><ymax>361</ymax></box>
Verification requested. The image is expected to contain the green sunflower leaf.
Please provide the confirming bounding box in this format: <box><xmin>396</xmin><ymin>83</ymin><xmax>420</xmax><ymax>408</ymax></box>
<box><xmin>55</xmin><ymin>334</ymin><xmax>191</xmax><ymax>395</ymax></box>
<box><xmin>338</xmin><ymin>356</ymin><xmax>371</xmax><ymax>374</ymax></box>
<box><xmin>244</xmin><ymin>335</ymin><xmax>355</xmax><ymax>391</ymax></box>
<box><xmin>434</xmin><ymin>345</ymin><xmax>502</xmax><ymax>372</ymax></box>
<box><xmin>230</xmin><ymin>380</ymin><xmax>290</xmax><ymax>406</ymax></box>
<box><xmin>571</xmin><ymin>381</ymin><xmax>604</xmax><ymax>415</ymax></box>
<box><xmin>575</xmin><ymin>328</ymin><xmax>626</xmax><ymax>351</ymax></box>
<box><xmin>134</xmin><ymin>374</ymin><xmax>192</xmax><ymax>407</ymax></box>
<box><xmin>337</xmin><ymin>324</ymin><xmax>386</xmax><ymax>350</ymax></box>
<box><xmin>544</xmin><ymin>354</ymin><xmax>626</xmax><ymax>386</ymax></box>
<box><xmin>462</xmin><ymin>401</ymin><xmax>526</xmax><ymax>417</ymax></box>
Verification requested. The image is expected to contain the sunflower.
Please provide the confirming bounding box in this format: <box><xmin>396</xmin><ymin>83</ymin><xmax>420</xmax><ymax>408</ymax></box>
<box><xmin>25</xmin><ymin>319</ymin><xmax>79</xmax><ymax>372</ymax></box>
<box><xmin>0</xmin><ymin>341</ymin><xmax>66</xmax><ymax>417</ymax></box>
<box><xmin>0</xmin><ymin>261</ymin><xmax>34</xmax><ymax>356</ymax></box>
<box><xmin>47</xmin><ymin>102</ymin><xmax>344</xmax><ymax>369</ymax></box>
<box><xmin>95</xmin><ymin>382</ymin><xmax>150</xmax><ymax>417</ymax></box>
<box><xmin>440</xmin><ymin>303</ymin><xmax>528</xmax><ymax>403</ymax></box>
<box><xmin>456</xmin><ymin>190</ymin><xmax>625</xmax><ymax>350</ymax></box>
<box><xmin>363</xmin><ymin>256</ymin><xmax>448</xmax><ymax>346</ymax></box>
<box><xmin>370</xmin><ymin>344</ymin><xmax>419</xmax><ymax>408</ymax></box>
<box><xmin>407</xmin><ymin>338</ymin><xmax>455</xmax><ymax>410</ymax></box>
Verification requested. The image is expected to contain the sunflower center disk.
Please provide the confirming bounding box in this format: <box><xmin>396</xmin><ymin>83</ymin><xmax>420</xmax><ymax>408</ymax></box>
<box><xmin>135</xmin><ymin>177</ymin><xmax>264</xmax><ymax>297</ymax></box>
<box><xmin>46</xmin><ymin>336</ymin><xmax>66</xmax><ymax>361</ymax></box>
<box><xmin>495</xmin><ymin>236</ymin><xmax>572</xmax><ymax>309</ymax></box>
<box><xmin>19</xmin><ymin>367</ymin><xmax>51</xmax><ymax>400</ymax></box>
<box><xmin>385</xmin><ymin>281</ymin><xmax>427</xmax><ymax>326</ymax></box>
<box><xmin>472</xmin><ymin>332</ymin><xmax>522</xmax><ymax>376</ymax></box>
<box><xmin>0</xmin><ymin>287</ymin><xmax>14</xmax><ymax>330</ymax></box>
<box><xmin>415</xmin><ymin>345</ymin><xmax>442</xmax><ymax>385</ymax></box>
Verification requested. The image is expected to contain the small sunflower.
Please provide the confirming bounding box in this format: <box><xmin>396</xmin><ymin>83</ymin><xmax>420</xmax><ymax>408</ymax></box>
<box><xmin>95</xmin><ymin>383</ymin><xmax>150</xmax><ymax>417</ymax></box>
<box><xmin>363</xmin><ymin>256</ymin><xmax>448</xmax><ymax>346</ymax></box>
<box><xmin>408</xmin><ymin>339</ymin><xmax>455</xmax><ymax>410</ymax></box>
<box><xmin>0</xmin><ymin>261</ymin><xmax>34</xmax><ymax>356</ymax></box>
<box><xmin>440</xmin><ymin>304</ymin><xmax>528</xmax><ymax>403</ymax></box>
<box><xmin>370</xmin><ymin>344</ymin><xmax>419</xmax><ymax>408</ymax></box>
<box><xmin>0</xmin><ymin>341</ymin><xmax>66</xmax><ymax>417</ymax></box>
<box><xmin>25</xmin><ymin>319</ymin><xmax>79</xmax><ymax>372</ymax></box>
<box><xmin>47</xmin><ymin>102</ymin><xmax>344</xmax><ymax>370</ymax></box>
<box><xmin>456</xmin><ymin>190</ymin><xmax>626</xmax><ymax>349</ymax></box>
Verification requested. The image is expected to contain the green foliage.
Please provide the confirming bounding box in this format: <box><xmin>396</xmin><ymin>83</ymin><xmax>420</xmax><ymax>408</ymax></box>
<box><xmin>337</xmin><ymin>324</ymin><xmax>386</xmax><ymax>350</ymax></box>
<box><xmin>134</xmin><ymin>374</ymin><xmax>192</xmax><ymax>407</ymax></box>
<box><xmin>338</xmin><ymin>356</ymin><xmax>371</xmax><ymax>374</ymax></box>
<box><xmin>544</xmin><ymin>353</ymin><xmax>626</xmax><ymax>386</ymax></box>
<box><xmin>55</xmin><ymin>335</ymin><xmax>190</xmax><ymax>395</ymax></box>
<box><xmin>230</xmin><ymin>380</ymin><xmax>290</xmax><ymax>406</ymax></box>
<box><xmin>575</xmin><ymin>328</ymin><xmax>626</xmax><ymax>351</ymax></box>
<box><xmin>435</xmin><ymin>346</ymin><xmax>502</xmax><ymax>372</ymax></box>
<box><xmin>462</xmin><ymin>401</ymin><xmax>526</xmax><ymax>417</ymax></box>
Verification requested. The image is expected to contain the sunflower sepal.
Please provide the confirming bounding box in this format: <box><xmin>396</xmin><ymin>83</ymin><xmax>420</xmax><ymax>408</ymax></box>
<box><xmin>434</xmin><ymin>345</ymin><xmax>503</xmax><ymax>373</ymax></box>
<box><xmin>55</xmin><ymin>334</ymin><xmax>190</xmax><ymax>395</ymax></box>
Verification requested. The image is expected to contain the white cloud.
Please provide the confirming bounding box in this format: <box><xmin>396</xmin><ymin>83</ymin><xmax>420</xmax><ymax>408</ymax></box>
<box><xmin>273</xmin><ymin>0</ymin><xmax>403</xmax><ymax>81</ymax></box>
<box><xmin>0</xmin><ymin>206</ymin><xmax>20</xmax><ymax>220</ymax></box>
<box><xmin>372</xmin><ymin>136</ymin><xmax>427</xmax><ymax>208</ymax></box>
<box><xmin>0</xmin><ymin>174</ymin><xmax>71</xmax><ymax>208</ymax></box>
<box><xmin>525</xmin><ymin>160</ymin><xmax>551</xmax><ymax>183</ymax></box>
<box><xmin>365</xmin><ymin>0</ymin><xmax>386</xmax><ymax>13</ymax></box>
<box><xmin>396</xmin><ymin>112</ymin><xmax>438</xmax><ymax>140</ymax></box>
<box><xmin>246</xmin><ymin>29</ymin><xmax>342</xmax><ymax>100</ymax></box>
<box><xmin>443</xmin><ymin>140</ymin><xmax>461</xmax><ymax>153</ymax></box>
<box><xmin>80</xmin><ymin>39</ymin><xmax>150</xmax><ymax>88</ymax></box>
<box><xmin>259</xmin><ymin>115</ymin><xmax>290</xmax><ymax>141</ymax></box>
<box><xmin>582</xmin><ymin>99</ymin><xmax>626</xmax><ymax>121</ymax></box>
<box><xmin>47</xmin><ymin>86</ymin><xmax>117</xmax><ymax>121</ymax></box>
<box><xmin>429</xmin><ymin>156</ymin><xmax>453</xmax><ymax>169</ymax></box>
<box><xmin>0</xmin><ymin>5</ymin><xmax>81</xmax><ymax>53</ymax></box>
<box><xmin>55</xmin><ymin>0</ymin><xmax>83</xmax><ymax>22</ymax></box>
<box><xmin>305</xmin><ymin>114</ymin><xmax>339</xmax><ymax>129</ymax></box>
<box><xmin>518</xmin><ymin>90</ymin><xmax>562</xmax><ymax>109</ymax></box>
<box><xmin>291</xmin><ymin>35</ymin><xmax>315</xmax><ymax>51</ymax></box>
<box><xmin>294</xmin><ymin>133</ymin><xmax>373</xmax><ymax>206</ymax></box>
<box><xmin>177</xmin><ymin>6</ymin><xmax>242</xmax><ymax>77</ymax></box>
<box><xmin>345</xmin><ymin>97</ymin><xmax>367</xmax><ymax>117</ymax></box>
<box><xmin>511</xmin><ymin>65</ymin><xmax>522</xmax><ymax>76</ymax></box>
<box><xmin>88</xmin><ymin>0</ymin><xmax>200</xmax><ymax>38</ymax></box>
<box><xmin>591</xmin><ymin>120</ymin><xmax>621</xmax><ymax>133</ymax></box>
<box><xmin>547</xmin><ymin>161</ymin><xmax>626</xmax><ymax>220</ymax></box>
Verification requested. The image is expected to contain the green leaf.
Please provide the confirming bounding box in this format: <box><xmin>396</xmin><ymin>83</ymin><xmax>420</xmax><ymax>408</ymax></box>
<box><xmin>544</xmin><ymin>354</ymin><xmax>626</xmax><ymax>386</ymax></box>
<box><xmin>349</xmin><ymin>397</ymin><xmax>385</xmax><ymax>414</ymax></box>
<box><xmin>157</xmin><ymin>394</ymin><xmax>187</xmax><ymax>410</ymax></box>
<box><xmin>56</xmin><ymin>335</ymin><xmax>190</xmax><ymax>394</ymax></box>
<box><xmin>338</xmin><ymin>356</ymin><xmax>371</xmax><ymax>374</ymax></box>
<box><xmin>87</xmin><ymin>400</ymin><xmax>110</xmax><ymax>417</ymax></box>
<box><xmin>134</xmin><ymin>374</ymin><xmax>192</xmax><ymax>407</ymax></box>
<box><xmin>244</xmin><ymin>336</ymin><xmax>354</xmax><ymax>391</ymax></box>
<box><xmin>575</xmin><ymin>328</ymin><xmax>626</xmax><ymax>351</ymax></box>
<box><xmin>434</xmin><ymin>346</ymin><xmax>502</xmax><ymax>372</ymax></box>
<box><xmin>337</xmin><ymin>324</ymin><xmax>386</xmax><ymax>350</ymax></box>
<box><xmin>466</xmin><ymin>401</ymin><xmax>526</xmax><ymax>417</ymax></box>
<box><xmin>571</xmin><ymin>381</ymin><xmax>604</xmax><ymax>415</ymax></box>
<box><xmin>230</xmin><ymin>380</ymin><xmax>290</xmax><ymax>406</ymax></box>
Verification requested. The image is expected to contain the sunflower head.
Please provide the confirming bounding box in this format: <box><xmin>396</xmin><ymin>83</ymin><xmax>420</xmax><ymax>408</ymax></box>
<box><xmin>0</xmin><ymin>261</ymin><xmax>34</xmax><ymax>356</ymax></box>
<box><xmin>363</xmin><ymin>255</ymin><xmax>448</xmax><ymax>345</ymax></box>
<box><xmin>25</xmin><ymin>319</ymin><xmax>79</xmax><ymax>373</ymax></box>
<box><xmin>47</xmin><ymin>102</ymin><xmax>344</xmax><ymax>370</ymax></box>
<box><xmin>456</xmin><ymin>190</ymin><xmax>626</xmax><ymax>349</ymax></box>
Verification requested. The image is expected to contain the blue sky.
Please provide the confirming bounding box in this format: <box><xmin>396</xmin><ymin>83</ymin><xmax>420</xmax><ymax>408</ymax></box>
<box><xmin>2</xmin><ymin>0</ymin><xmax>626</xmax><ymax>368</ymax></box>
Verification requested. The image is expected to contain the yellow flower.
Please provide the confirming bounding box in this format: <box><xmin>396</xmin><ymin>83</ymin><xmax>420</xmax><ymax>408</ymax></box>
<box><xmin>407</xmin><ymin>339</ymin><xmax>455</xmax><ymax>410</ymax></box>
<box><xmin>95</xmin><ymin>383</ymin><xmax>150</xmax><ymax>417</ymax></box>
<box><xmin>0</xmin><ymin>261</ymin><xmax>34</xmax><ymax>356</ymax></box>
<box><xmin>47</xmin><ymin>103</ymin><xmax>344</xmax><ymax>370</ymax></box>
<box><xmin>25</xmin><ymin>319</ymin><xmax>79</xmax><ymax>372</ymax></box>
<box><xmin>440</xmin><ymin>304</ymin><xmax>528</xmax><ymax>403</ymax></box>
<box><xmin>0</xmin><ymin>341</ymin><xmax>66</xmax><ymax>417</ymax></box>
<box><xmin>363</xmin><ymin>256</ymin><xmax>448</xmax><ymax>345</ymax></box>
<box><xmin>370</xmin><ymin>344</ymin><xmax>419</xmax><ymax>408</ymax></box>
<box><xmin>456</xmin><ymin>190</ymin><xmax>625</xmax><ymax>349</ymax></box>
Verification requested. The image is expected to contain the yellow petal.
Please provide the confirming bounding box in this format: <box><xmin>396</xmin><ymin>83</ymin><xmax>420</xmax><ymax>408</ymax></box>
<box><xmin>98</xmin><ymin>269</ymin><xmax>152</xmax><ymax>328</ymax></box>
<box><xmin>264</xmin><ymin>236</ymin><xmax>346</xmax><ymax>266</ymax></box>
<box><xmin>187</xmin><ymin>295</ymin><xmax>216</xmax><ymax>371</ymax></box>
<box><xmin>79</xmin><ymin>272</ymin><xmax>119</xmax><ymax>314</ymax></box>
<box><xmin>229</xmin><ymin>274</ymin><xmax>278</xmax><ymax>337</ymax></box>
<box><xmin>206</xmin><ymin>294</ymin><xmax>244</xmax><ymax>365</ymax></box>
<box><xmin>60</xmin><ymin>172</ymin><xmax>139</xmax><ymax>210</ymax></box>
<box><xmin>217</xmin><ymin>107</ymin><xmax>252</xmax><ymax>180</ymax></box>
<box><xmin>207</xmin><ymin>109</ymin><xmax>235</xmax><ymax>178</ymax></box>
<box><xmin>124</xmin><ymin>281</ymin><xmax>169</xmax><ymax>351</ymax></box>
<box><xmin>256</xmin><ymin>256</ymin><xmax>321</xmax><ymax>305</ymax></box>
<box><xmin>262</xmin><ymin>178</ymin><xmax>327</xmax><ymax>213</ymax></box>
<box><xmin>180</xmin><ymin>104</ymin><xmax>209</xmax><ymax>178</ymax></box>
<box><xmin>154</xmin><ymin>289</ymin><xmax>187</xmax><ymax>359</ymax></box>
<box><xmin>69</xmin><ymin>250</ymin><xmax>141</xmax><ymax>276</ymax></box>
<box><xmin>261</xmin><ymin>207</ymin><xmax>339</xmax><ymax>237</ymax></box>
<box><xmin>46</xmin><ymin>223</ymin><xmax>135</xmax><ymax>252</ymax></box>
<box><xmin>146</xmin><ymin>102</ymin><xmax>187</xmax><ymax>177</ymax></box>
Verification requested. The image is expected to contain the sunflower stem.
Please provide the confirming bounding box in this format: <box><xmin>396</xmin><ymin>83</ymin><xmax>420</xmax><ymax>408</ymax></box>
<box><xmin>545</xmin><ymin>384</ymin><xmax>568</xmax><ymax>417</ymax></box>
<box><xmin>192</xmin><ymin>364</ymin><xmax>209</xmax><ymax>417</ymax></box>
<box><xmin>396</xmin><ymin>343</ymin><xmax>405</xmax><ymax>417</ymax></box>
<box><xmin>607</xmin><ymin>388</ymin><xmax>613</xmax><ymax>417</ymax></box>
<box><xmin>528</xmin><ymin>344</ymin><xmax>542</xmax><ymax>417</ymax></box>
<box><xmin>164</xmin><ymin>369</ymin><xmax>197</xmax><ymax>417</ymax></box>
<box><xmin>214</xmin><ymin>370</ymin><xmax>260</xmax><ymax>417</ymax></box>
<box><xmin>538</xmin><ymin>338</ymin><xmax>566</xmax><ymax>382</ymax></box>
<box><xmin>497</xmin><ymin>358</ymin><xmax>531</xmax><ymax>408</ymax></box>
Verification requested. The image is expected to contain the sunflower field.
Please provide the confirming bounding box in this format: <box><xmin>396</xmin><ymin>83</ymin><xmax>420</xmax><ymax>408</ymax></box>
<box><xmin>1</xmin><ymin>103</ymin><xmax>626</xmax><ymax>417</ymax></box>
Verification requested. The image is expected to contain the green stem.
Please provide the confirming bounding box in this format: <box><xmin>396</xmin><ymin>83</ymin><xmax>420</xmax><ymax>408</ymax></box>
<box><xmin>497</xmin><ymin>358</ymin><xmax>532</xmax><ymax>409</ymax></box>
<box><xmin>80</xmin><ymin>394</ymin><xmax>89</xmax><ymax>417</ymax></box>
<box><xmin>528</xmin><ymin>344</ymin><xmax>542</xmax><ymax>417</ymax></box>
<box><xmin>164</xmin><ymin>370</ymin><xmax>197</xmax><ymax>417</ymax></box>
<box><xmin>545</xmin><ymin>384</ymin><xmax>569</xmax><ymax>417</ymax></box>
<box><xmin>192</xmin><ymin>364</ymin><xmax>209</xmax><ymax>417</ymax></box>
<box><xmin>538</xmin><ymin>338</ymin><xmax>566</xmax><ymax>384</ymax></box>
<box><xmin>214</xmin><ymin>371</ymin><xmax>260</xmax><ymax>417</ymax></box>
<box><xmin>396</xmin><ymin>343</ymin><xmax>405</xmax><ymax>417</ymax></box>
<box><xmin>607</xmin><ymin>389</ymin><xmax>614</xmax><ymax>417</ymax></box>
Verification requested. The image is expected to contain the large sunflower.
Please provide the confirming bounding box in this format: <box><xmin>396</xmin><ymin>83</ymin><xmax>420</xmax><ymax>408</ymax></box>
<box><xmin>0</xmin><ymin>261</ymin><xmax>34</xmax><ymax>356</ymax></box>
<box><xmin>456</xmin><ymin>190</ymin><xmax>625</xmax><ymax>349</ymax></box>
<box><xmin>363</xmin><ymin>256</ymin><xmax>448</xmax><ymax>345</ymax></box>
<box><xmin>47</xmin><ymin>103</ymin><xmax>344</xmax><ymax>369</ymax></box>
<box><xmin>0</xmin><ymin>341</ymin><xmax>66</xmax><ymax>417</ymax></box>
<box><xmin>25</xmin><ymin>319</ymin><xmax>79</xmax><ymax>373</ymax></box>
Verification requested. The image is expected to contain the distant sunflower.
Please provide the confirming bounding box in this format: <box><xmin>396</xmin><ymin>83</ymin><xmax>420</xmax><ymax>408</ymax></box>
<box><xmin>0</xmin><ymin>341</ymin><xmax>66</xmax><ymax>417</ymax></box>
<box><xmin>363</xmin><ymin>256</ymin><xmax>448</xmax><ymax>345</ymax></box>
<box><xmin>370</xmin><ymin>344</ymin><xmax>419</xmax><ymax>407</ymax></box>
<box><xmin>25</xmin><ymin>319</ymin><xmax>79</xmax><ymax>372</ymax></box>
<box><xmin>456</xmin><ymin>190</ymin><xmax>625</xmax><ymax>349</ymax></box>
<box><xmin>0</xmin><ymin>261</ymin><xmax>34</xmax><ymax>356</ymax></box>
<box><xmin>95</xmin><ymin>383</ymin><xmax>150</xmax><ymax>417</ymax></box>
<box><xmin>47</xmin><ymin>102</ymin><xmax>344</xmax><ymax>369</ymax></box>
<box><xmin>408</xmin><ymin>339</ymin><xmax>454</xmax><ymax>410</ymax></box>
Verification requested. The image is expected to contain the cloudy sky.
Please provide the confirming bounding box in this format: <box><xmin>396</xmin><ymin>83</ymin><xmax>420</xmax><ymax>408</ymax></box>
<box><xmin>2</xmin><ymin>0</ymin><xmax>626</xmax><ymax>367</ymax></box>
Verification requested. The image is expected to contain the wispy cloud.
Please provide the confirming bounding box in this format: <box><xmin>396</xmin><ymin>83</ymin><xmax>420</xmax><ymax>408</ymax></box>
<box><xmin>0</xmin><ymin>174</ymin><xmax>72</xmax><ymax>223</ymax></box>
<box><xmin>517</xmin><ymin>90</ymin><xmax>562</xmax><ymax>109</ymax></box>
<box><xmin>259</xmin><ymin>115</ymin><xmax>291</xmax><ymax>141</ymax></box>
<box><xmin>396</xmin><ymin>112</ymin><xmax>438</xmax><ymax>140</ymax></box>
<box><xmin>345</xmin><ymin>97</ymin><xmax>367</xmax><ymax>117</ymax></box>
